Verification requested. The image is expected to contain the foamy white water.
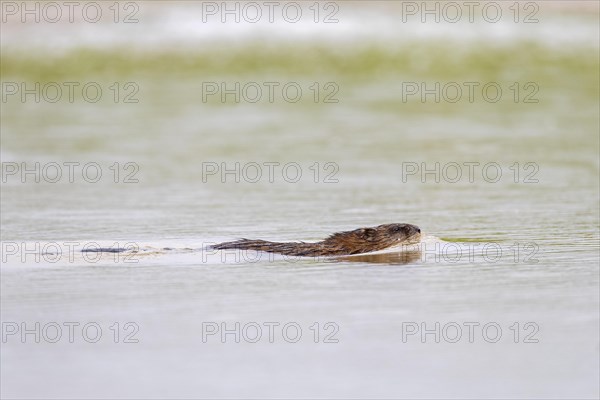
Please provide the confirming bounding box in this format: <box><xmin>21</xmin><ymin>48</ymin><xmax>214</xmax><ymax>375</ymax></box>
<box><xmin>1</xmin><ymin>1</ymin><xmax>598</xmax><ymax>52</ymax></box>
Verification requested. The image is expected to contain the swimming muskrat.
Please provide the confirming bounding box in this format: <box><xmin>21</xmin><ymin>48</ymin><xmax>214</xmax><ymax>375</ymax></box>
<box><xmin>211</xmin><ymin>223</ymin><xmax>421</xmax><ymax>257</ymax></box>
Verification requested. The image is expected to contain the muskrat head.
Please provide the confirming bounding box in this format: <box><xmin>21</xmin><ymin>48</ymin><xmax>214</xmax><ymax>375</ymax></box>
<box><xmin>377</xmin><ymin>223</ymin><xmax>422</xmax><ymax>245</ymax></box>
<box><xmin>323</xmin><ymin>223</ymin><xmax>422</xmax><ymax>254</ymax></box>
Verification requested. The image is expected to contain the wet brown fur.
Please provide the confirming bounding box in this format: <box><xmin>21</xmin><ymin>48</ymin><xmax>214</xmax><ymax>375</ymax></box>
<box><xmin>211</xmin><ymin>223</ymin><xmax>421</xmax><ymax>257</ymax></box>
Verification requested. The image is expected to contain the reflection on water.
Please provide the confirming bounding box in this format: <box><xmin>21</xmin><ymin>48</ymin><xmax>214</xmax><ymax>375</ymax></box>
<box><xmin>334</xmin><ymin>251</ymin><xmax>422</xmax><ymax>265</ymax></box>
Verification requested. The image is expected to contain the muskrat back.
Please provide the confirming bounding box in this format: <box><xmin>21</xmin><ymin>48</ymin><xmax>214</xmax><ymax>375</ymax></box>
<box><xmin>211</xmin><ymin>223</ymin><xmax>421</xmax><ymax>257</ymax></box>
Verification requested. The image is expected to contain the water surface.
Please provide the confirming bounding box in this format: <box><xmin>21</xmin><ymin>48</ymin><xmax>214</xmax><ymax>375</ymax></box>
<box><xmin>1</xmin><ymin>2</ymin><xmax>599</xmax><ymax>398</ymax></box>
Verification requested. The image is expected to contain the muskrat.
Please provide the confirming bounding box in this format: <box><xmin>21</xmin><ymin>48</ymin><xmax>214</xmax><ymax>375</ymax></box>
<box><xmin>211</xmin><ymin>223</ymin><xmax>421</xmax><ymax>257</ymax></box>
